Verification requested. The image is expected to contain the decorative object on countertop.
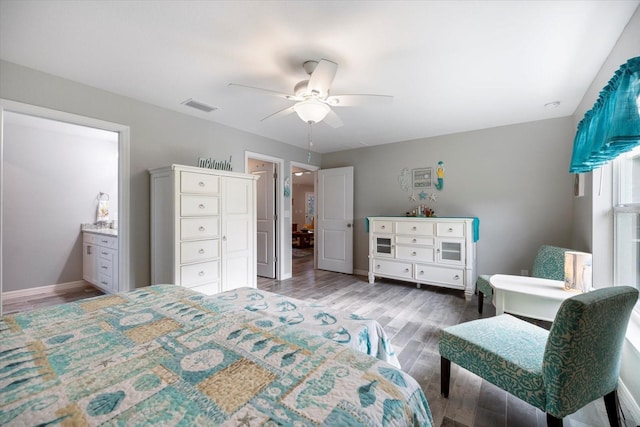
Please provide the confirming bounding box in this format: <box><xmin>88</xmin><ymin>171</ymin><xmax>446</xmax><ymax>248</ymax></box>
<box><xmin>435</xmin><ymin>161</ymin><xmax>445</xmax><ymax>190</ymax></box>
<box><xmin>198</xmin><ymin>155</ymin><xmax>232</xmax><ymax>171</ymax></box>
<box><xmin>96</xmin><ymin>192</ymin><xmax>109</xmax><ymax>223</ymax></box>
<box><xmin>398</xmin><ymin>167</ymin><xmax>411</xmax><ymax>191</ymax></box>
<box><xmin>409</xmin><ymin>204</ymin><xmax>435</xmax><ymax>217</ymax></box>
<box><xmin>564</xmin><ymin>251</ymin><xmax>592</xmax><ymax>292</ymax></box>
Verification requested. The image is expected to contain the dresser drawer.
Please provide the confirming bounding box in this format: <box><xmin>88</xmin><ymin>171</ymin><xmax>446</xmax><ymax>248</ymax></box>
<box><xmin>371</xmin><ymin>220</ymin><xmax>393</xmax><ymax>234</ymax></box>
<box><xmin>98</xmin><ymin>246</ymin><xmax>116</xmax><ymax>260</ymax></box>
<box><xmin>97</xmin><ymin>272</ymin><xmax>114</xmax><ymax>290</ymax></box>
<box><xmin>437</xmin><ymin>222</ymin><xmax>465</xmax><ymax>237</ymax></box>
<box><xmin>396</xmin><ymin>221</ymin><xmax>434</xmax><ymax>236</ymax></box>
<box><xmin>94</xmin><ymin>234</ymin><xmax>117</xmax><ymax>249</ymax></box>
<box><xmin>415</xmin><ymin>264</ymin><xmax>464</xmax><ymax>287</ymax></box>
<box><xmin>181</xmin><ymin>195</ymin><xmax>219</xmax><ymax>216</ymax></box>
<box><xmin>180</xmin><ymin>218</ymin><xmax>219</xmax><ymax>240</ymax></box>
<box><xmin>181</xmin><ymin>261</ymin><xmax>219</xmax><ymax>287</ymax></box>
<box><xmin>181</xmin><ymin>171</ymin><xmax>219</xmax><ymax>194</ymax></box>
<box><xmin>180</xmin><ymin>240</ymin><xmax>219</xmax><ymax>264</ymax></box>
<box><xmin>396</xmin><ymin>246</ymin><xmax>435</xmax><ymax>262</ymax></box>
<box><xmin>396</xmin><ymin>235</ymin><xmax>434</xmax><ymax>246</ymax></box>
<box><xmin>98</xmin><ymin>258</ymin><xmax>113</xmax><ymax>277</ymax></box>
<box><xmin>372</xmin><ymin>259</ymin><xmax>413</xmax><ymax>279</ymax></box>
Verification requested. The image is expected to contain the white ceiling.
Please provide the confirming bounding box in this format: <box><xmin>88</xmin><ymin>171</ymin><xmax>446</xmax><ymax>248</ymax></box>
<box><xmin>1</xmin><ymin>1</ymin><xmax>638</xmax><ymax>154</ymax></box>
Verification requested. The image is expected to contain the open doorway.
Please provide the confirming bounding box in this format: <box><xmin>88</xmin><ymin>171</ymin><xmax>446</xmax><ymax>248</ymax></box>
<box><xmin>291</xmin><ymin>165</ymin><xmax>316</xmax><ymax>276</ymax></box>
<box><xmin>0</xmin><ymin>100</ymin><xmax>130</xmax><ymax>316</ymax></box>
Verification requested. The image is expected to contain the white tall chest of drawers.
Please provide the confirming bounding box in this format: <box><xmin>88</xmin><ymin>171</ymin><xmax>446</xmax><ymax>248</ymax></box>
<box><xmin>367</xmin><ymin>217</ymin><xmax>478</xmax><ymax>300</ymax></box>
<box><xmin>150</xmin><ymin>164</ymin><xmax>257</xmax><ymax>295</ymax></box>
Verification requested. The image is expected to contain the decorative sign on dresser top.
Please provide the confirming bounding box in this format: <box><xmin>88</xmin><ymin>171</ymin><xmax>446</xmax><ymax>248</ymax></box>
<box><xmin>367</xmin><ymin>216</ymin><xmax>478</xmax><ymax>300</ymax></box>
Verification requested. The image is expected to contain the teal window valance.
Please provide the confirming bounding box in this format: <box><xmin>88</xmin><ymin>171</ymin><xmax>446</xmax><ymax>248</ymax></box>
<box><xmin>569</xmin><ymin>56</ymin><xmax>640</xmax><ymax>173</ymax></box>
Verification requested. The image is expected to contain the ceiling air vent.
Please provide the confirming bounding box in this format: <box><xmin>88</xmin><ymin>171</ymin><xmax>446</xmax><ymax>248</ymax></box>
<box><xmin>181</xmin><ymin>98</ymin><xmax>218</xmax><ymax>113</ymax></box>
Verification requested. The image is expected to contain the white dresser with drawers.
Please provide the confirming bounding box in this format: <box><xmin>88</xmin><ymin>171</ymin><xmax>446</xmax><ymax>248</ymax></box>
<box><xmin>367</xmin><ymin>217</ymin><xmax>478</xmax><ymax>300</ymax></box>
<box><xmin>149</xmin><ymin>164</ymin><xmax>257</xmax><ymax>295</ymax></box>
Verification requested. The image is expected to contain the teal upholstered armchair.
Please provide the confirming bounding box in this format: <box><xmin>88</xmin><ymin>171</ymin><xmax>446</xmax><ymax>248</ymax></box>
<box><xmin>476</xmin><ymin>245</ymin><xmax>572</xmax><ymax>313</ymax></box>
<box><xmin>439</xmin><ymin>286</ymin><xmax>639</xmax><ymax>427</ymax></box>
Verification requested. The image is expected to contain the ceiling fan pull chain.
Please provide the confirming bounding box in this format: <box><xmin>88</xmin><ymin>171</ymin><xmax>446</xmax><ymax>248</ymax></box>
<box><xmin>307</xmin><ymin>122</ymin><xmax>313</xmax><ymax>162</ymax></box>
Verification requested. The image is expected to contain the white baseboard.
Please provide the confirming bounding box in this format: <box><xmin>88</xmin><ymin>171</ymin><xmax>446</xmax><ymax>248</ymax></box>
<box><xmin>2</xmin><ymin>280</ymin><xmax>90</xmax><ymax>301</ymax></box>
<box><xmin>619</xmin><ymin>378</ymin><xmax>640</xmax><ymax>425</ymax></box>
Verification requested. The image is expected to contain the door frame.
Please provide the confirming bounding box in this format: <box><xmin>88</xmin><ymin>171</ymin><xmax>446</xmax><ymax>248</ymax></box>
<box><xmin>245</xmin><ymin>151</ymin><xmax>283</xmax><ymax>279</ymax></box>
<box><xmin>0</xmin><ymin>99</ymin><xmax>131</xmax><ymax>315</ymax></box>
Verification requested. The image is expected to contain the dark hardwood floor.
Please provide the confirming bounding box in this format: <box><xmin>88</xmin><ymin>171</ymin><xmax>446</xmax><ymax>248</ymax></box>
<box><xmin>2</xmin><ymin>248</ymin><xmax>636</xmax><ymax>427</ymax></box>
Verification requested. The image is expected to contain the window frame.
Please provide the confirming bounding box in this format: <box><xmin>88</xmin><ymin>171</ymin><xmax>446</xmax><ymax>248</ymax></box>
<box><xmin>613</xmin><ymin>145</ymin><xmax>640</xmax><ymax>314</ymax></box>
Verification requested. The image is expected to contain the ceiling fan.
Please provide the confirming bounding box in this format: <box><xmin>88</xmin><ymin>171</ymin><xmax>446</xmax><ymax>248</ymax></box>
<box><xmin>229</xmin><ymin>59</ymin><xmax>393</xmax><ymax>128</ymax></box>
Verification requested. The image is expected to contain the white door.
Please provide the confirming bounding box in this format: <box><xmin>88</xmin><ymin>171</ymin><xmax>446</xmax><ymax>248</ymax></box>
<box><xmin>317</xmin><ymin>166</ymin><xmax>354</xmax><ymax>274</ymax></box>
<box><xmin>221</xmin><ymin>176</ymin><xmax>256</xmax><ymax>291</ymax></box>
<box><xmin>252</xmin><ymin>162</ymin><xmax>276</xmax><ymax>278</ymax></box>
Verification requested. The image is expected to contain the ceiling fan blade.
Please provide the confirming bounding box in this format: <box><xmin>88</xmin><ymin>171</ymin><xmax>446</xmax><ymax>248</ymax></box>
<box><xmin>260</xmin><ymin>105</ymin><xmax>296</xmax><ymax>122</ymax></box>
<box><xmin>326</xmin><ymin>94</ymin><xmax>393</xmax><ymax>107</ymax></box>
<box><xmin>228</xmin><ymin>83</ymin><xmax>300</xmax><ymax>100</ymax></box>
<box><xmin>307</xmin><ymin>59</ymin><xmax>338</xmax><ymax>98</ymax></box>
<box><xmin>323</xmin><ymin>109</ymin><xmax>343</xmax><ymax>128</ymax></box>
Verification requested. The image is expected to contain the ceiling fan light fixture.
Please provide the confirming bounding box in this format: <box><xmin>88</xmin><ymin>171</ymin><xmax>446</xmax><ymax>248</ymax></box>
<box><xmin>294</xmin><ymin>99</ymin><xmax>330</xmax><ymax>123</ymax></box>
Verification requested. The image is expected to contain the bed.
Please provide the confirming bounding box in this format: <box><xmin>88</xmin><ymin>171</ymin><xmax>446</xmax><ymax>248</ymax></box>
<box><xmin>0</xmin><ymin>285</ymin><xmax>433</xmax><ymax>426</ymax></box>
<box><xmin>210</xmin><ymin>286</ymin><xmax>401</xmax><ymax>368</ymax></box>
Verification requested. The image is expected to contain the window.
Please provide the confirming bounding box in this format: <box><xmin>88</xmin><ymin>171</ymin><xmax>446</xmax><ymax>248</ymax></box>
<box><xmin>614</xmin><ymin>145</ymin><xmax>640</xmax><ymax>311</ymax></box>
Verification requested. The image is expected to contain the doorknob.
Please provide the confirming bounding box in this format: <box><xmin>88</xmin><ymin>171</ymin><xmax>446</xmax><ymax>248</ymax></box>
<box><xmin>347</xmin><ymin>223</ymin><xmax>352</xmax><ymax>228</ymax></box>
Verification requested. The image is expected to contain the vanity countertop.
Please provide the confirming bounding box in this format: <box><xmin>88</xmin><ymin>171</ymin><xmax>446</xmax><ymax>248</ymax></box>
<box><xmin>81</xmin><ymin>224</ymin><xmax>118</xmax><ymax>237</ymax></box>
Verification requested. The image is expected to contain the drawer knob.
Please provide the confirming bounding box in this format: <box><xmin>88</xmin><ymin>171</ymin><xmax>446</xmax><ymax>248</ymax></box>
<box><xmin>454</xmin><ymin>275</ymin><xmax>460</xmax><ymax>280</ymax></box>
<box><xmin>102</xmin><ymin>252</ymin><xmax>108</xmax><ymax>255</ymax></box>
<box><xmin>199</xmin><ymin>271</ymin><xmax>205</xmax><ymax>276</ymax></box>
<box><xmin>376</xmin><ymin>264</ymin><xmax>381</xmax><ymax>269</ymax></box>
<box><xmin>199</xmin><ymin>226</ymin><xmax>205</xmax><ymax>231</ymax></box>
<box><xmin>419</xmin><ymin>270</ymin><xmax>424</xmax><ymax>275</ymax></box>
<box><xmin>381</xmin><ymin>225</ymin><xmax>385</xmax><ymax>229</ymax></box>
<box><xmin>199</xmin><ymin>204</ymin><xmax>205</xmax><ymax>209</ymax></box>
<box><xmin>412</xmin><ymin>226</ymin><xmax>417</xmax><ymax>230</ymax></box>
<box><xmin>199</xmin><ymin>181</ymin><xmax>205</xmax><ymax>187</ymax></box>
<box><xmin>199</xmin><ymin>249</ymin><xmax>205</xmax><ymax>254</ymax></box>
<box><xmin>101</xmin><ymin>240</ymin><xmax>108</xmax><ymax>243</ymax></box>
<box><xmin>404</xmin><ymin>268</ymin><xmax>410</xmax><ymax>272</ymax></box>
<box><xmin>101</xmin><ymin>281</ymin><xmax>108</xmax><ymax>285</ymax></box>
<box><xmin>448</xmin><ymin>228</ymin><xmax>453</xmax><ymax>232</ymax></box>
<box><xmin>412</xmin><ymin>239</ymin><xmax>417</xmax><ymax>243</ymax></box>
<box><xmin>101</xmin><ymin>266</ymin><xmax>108</xmax><ymax>269</ymax></box>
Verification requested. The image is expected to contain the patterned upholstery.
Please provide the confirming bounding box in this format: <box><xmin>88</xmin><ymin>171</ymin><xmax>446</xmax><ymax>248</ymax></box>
<box><xmin>476</xmin><ymin>245</ymin><xmax>572</xmax><ymax>313</ymax></box>
<box><xmin>439</xmin><ymin>286</ymin><xmax>639</xmax><ymax>424</ymax></box>
<box><xmin>531</xmin><ymin>245</ymin><xmax>572</xmax><ymax>281</ymax></box>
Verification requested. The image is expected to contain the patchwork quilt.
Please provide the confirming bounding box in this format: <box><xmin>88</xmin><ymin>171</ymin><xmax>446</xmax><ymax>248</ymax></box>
<box><xmin>211</xmin><ymin>287</ymin><xmax>401</xmax><ymax>368</ymax></box>
<box><xmin>0</xmin><ymin>285</ymin><xmax>433</xmax><ymax>426</ymax></box>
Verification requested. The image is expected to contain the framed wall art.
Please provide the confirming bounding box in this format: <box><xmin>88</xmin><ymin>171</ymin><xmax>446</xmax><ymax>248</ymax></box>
<box><xmin>412</xmin><ymin>167</ymin><xmax>433</xmax><ymax>188</ymax></box>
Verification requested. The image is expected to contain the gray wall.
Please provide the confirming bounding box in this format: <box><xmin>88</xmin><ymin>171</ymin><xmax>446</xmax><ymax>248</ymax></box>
<box><xmin>322</xmin><ymin>117</ymin><xmax>576</xmax><ymax>275</ymax></box>
<box><xmin>0</xmin><ymin>59</ymin><xmax>320</xmax><ymax>288</ymax></box>
<box><xmin>3</xmin><ymin>114</ymin><xmax>118</xmax><ymax>291</ymax></box>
